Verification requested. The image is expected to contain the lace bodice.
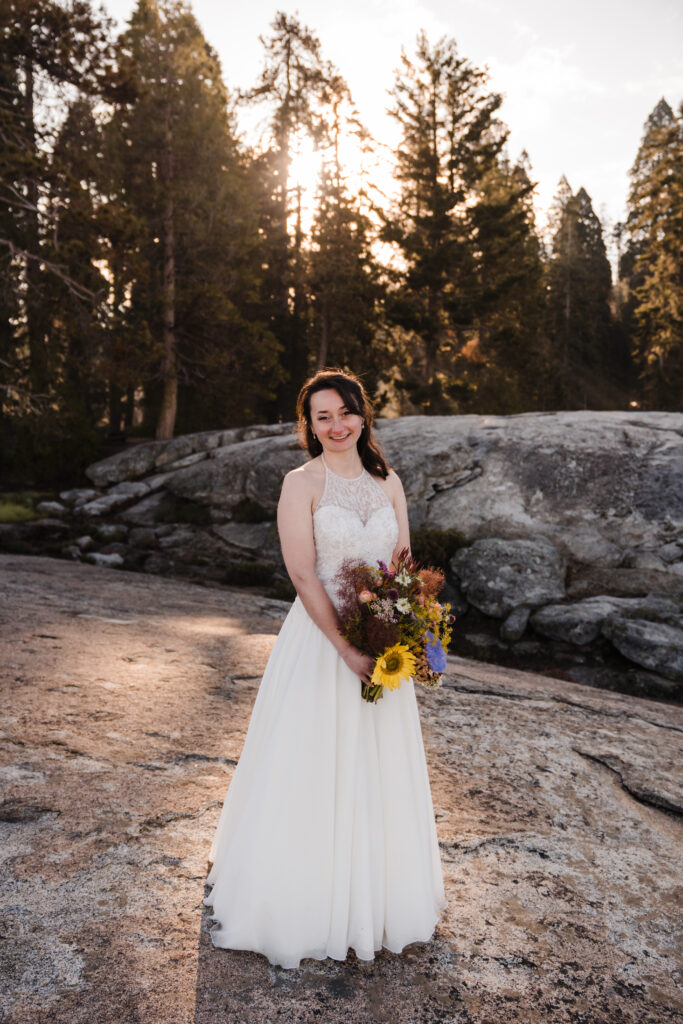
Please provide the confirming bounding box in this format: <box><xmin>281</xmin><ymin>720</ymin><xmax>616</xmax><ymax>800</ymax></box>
<box><xmin>313</xmin><ymin>454</ymin><xmax>399</xmax><ymax>609</ymax></box>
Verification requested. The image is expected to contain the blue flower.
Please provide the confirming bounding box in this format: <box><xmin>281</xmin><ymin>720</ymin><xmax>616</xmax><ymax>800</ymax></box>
<box><xmin>424</xmin><ymin>631</ymin><xmax>447</xmax><ymax>673</ymax></box>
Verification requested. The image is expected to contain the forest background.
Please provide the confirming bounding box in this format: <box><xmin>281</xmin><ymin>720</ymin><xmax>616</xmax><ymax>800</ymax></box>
<box><xmin>1</xmin><ymin>0</ymin><xmax>681</xmax><ymax>488</ymax></box>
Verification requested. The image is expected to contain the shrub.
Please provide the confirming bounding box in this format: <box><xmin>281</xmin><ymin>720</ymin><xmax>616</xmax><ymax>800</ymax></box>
<box><xmin>410</xmin><ymin>527</ymin><xmax>468</xmax><ymax>571</ymax></box>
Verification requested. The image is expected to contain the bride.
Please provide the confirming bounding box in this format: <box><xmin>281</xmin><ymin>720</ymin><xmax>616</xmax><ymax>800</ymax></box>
<box><xmin>203</xmin><ymin>368</ymin><xmax>446</xmax><ymax>969</ymax></box>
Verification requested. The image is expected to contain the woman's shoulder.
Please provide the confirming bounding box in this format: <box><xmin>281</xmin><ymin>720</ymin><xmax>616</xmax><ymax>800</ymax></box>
<box><xmin>281</xmin><ymin>458</ymin><xmax>324</xmax><ymax>497</ymax></box>
<box><xmin>383</xmin><ymin>467</ymin><xmax>404</xmax><ymax>492</ymax></box>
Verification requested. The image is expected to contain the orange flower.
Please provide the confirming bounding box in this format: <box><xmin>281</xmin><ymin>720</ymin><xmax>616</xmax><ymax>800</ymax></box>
<box><xmin>358</xmin><ymin>588</ymin><xmax>376</xmax><ymax>603</ymax></box>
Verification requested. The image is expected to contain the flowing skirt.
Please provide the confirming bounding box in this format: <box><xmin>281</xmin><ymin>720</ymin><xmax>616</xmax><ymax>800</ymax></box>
<box><xmin>203</xmin><ymin>596</ymin><xmax>447</xmax><ymax>969</ymax></box>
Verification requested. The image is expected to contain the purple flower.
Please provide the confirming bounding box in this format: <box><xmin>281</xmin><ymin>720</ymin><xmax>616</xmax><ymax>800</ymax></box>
<box><xmin>387</xmin><ymin>588</ymin><xmax>399</xmax><ymax>600</ymax></box>
<box><xmin>425</xmin><ymin>632</ymin><xmax>447</xmax><ymax>673</ymax></box>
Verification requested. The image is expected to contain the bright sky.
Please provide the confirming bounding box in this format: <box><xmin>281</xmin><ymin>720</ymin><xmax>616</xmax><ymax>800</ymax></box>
<box><xmin>102</xmin><ymin>0</ymin><xmax>683</xmax><ymax>244</ymax></box>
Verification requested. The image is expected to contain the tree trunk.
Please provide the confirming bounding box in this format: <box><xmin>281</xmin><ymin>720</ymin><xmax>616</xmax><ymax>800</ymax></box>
<box><xmin>317</xmin><ymin>296</ymin><xmax>329</xmax><ymax>369</ymax></box>
<box><xmin>156</xmin><ymin>104</ymin><xmax>177</xmax><ymax>440</ymax></box>
<box><xmin>23</xmin><ymin>52</ymin><xmax>48</xmax><ymax>395</ymax></box>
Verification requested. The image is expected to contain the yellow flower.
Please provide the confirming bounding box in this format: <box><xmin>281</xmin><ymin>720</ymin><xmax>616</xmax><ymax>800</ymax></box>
<box><xmin>370</xmin><ymin>643</ymin><xmax>417</xmax><ymax>691</ymax></box>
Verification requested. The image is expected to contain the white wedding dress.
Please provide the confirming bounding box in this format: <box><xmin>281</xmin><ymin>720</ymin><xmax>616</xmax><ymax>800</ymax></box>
<box><xmin>203</xmin><ymin>455</ymin><xmax>446</xmax><ymax>969</ymax></box>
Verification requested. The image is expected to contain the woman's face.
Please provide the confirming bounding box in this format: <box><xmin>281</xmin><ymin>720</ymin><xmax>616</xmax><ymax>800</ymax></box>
<box><xmin>309</xmin><ymin>388</ymin><xmax>363</xmax><ymax>454</ymax></box>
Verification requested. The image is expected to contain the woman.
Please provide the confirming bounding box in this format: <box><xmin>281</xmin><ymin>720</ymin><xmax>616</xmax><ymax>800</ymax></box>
<box><xmin>203</xmin><ymin>368</ymin><xmax>446</xmax><ymax>969</ymax></box>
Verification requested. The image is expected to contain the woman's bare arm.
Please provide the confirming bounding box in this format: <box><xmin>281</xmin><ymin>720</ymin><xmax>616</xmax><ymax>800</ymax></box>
<box><xmin>387</xmin><ymin>470</ymin><xmax>411</xmax><ymax>563</ymax></box>
<box><xmin>277</xmin><ymin>469</ymin><xmax>373</xmax><ymax>681</ymax></box>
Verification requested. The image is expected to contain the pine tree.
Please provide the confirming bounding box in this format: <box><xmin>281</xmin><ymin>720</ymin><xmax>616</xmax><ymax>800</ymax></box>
<box><xmin>246</xmin><ymin>11</ymin><xmax>331</xmax><ymax>418</ymax></box>
<box><xmin>112</xmin><ymin>0</ymin><xmax>280</xmax><ymax>437</ymax></box>
<box><xmin>623</xmin><ymin>98</ymin><xmax>683</xmax><ymax>409</ymax></box>
<box><xmin>546</xmin><ymin>177</ymin><xmax>614</xmax><ymax>406</ymax></box>
<box><xmin>308</xmin><ymin>74</ymin><xmax>387</xmax><ymax>394</ymax></box>
<box><xmin>383</xmin><ymin>31</ymin><xmax>506</xmax><ymax>413</ymax></box>
<box><xmin>0</xmin><ymin>0</ymin><xmax>118</xmax><ymax>397</ymax></box>
<box><xmin>43</xmin><ymin>97</ymin><xmax>110</xmax><ymax>451</ymax></box>
<box><xmin>456</xmin><ymin>154</ymin><xmax>550</xmax><ymax>411</ymax></box>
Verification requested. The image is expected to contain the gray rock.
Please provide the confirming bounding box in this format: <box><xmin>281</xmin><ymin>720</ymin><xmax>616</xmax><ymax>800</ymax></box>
<box><xmin>95</xmin><ymin>523</ymin><xmax>128</xmax><ymax>541</ymax></box>
<box><xmin>377</xmin><ymin>411</ymin><xmax>683</xmax><ymax>560</ymax></box>
<box><xmin>86</xmin><ymin>441</ymin><xmax>169</xmax><ymax>487</ymax></box>
<box><xmin>35</xmin><ymin>501</ymin><xmax>67</xmax><ymax>517</ymax></box>
<box><xmin>119</xmin><ymin>491</ymin><xmax>176</xmax><ymax>525</ymax></box>
<box><xmin>659</xmin><ymin>541</ymin><xmax>683</xmax><ymax>563</ymax></box>
<box><xmin>79</xmin><ymin>493</ymin><xmax>135</xmax><ymax>518</ymax></box>
<box><xmin>531</xmin><ymin>594</ymin><xmax>681</xmax><ymax>647</ymax></box>
<box><xmin>601</xmin><ymin>618</ymin><xmax>683</xmax><ymax>681</ymax></box>
<box><xmin>566</xmin><ymin>564</ymin><xmax>683</xmax><ymax>604</ymax></box>
<box><xmin>211</xmin><ymin>522</ymin><xmax>279</xmax><ymax>559</ymax></box>
<box><xmin>75</xmin><ymin>535</ymin><xmax>95</xmax><ymax>552</ymax></box>
<box><xmin>99</xmin><ymin>542</ymin><xmax>129</xmax><ymax>557</ymax></box>
<box><xmin>84</xmin><ymin>552</ymin><xmax>124</xmax><ymax>569</ymax></box>
<box><xmin>107</xmin><ymin>480</ymin><xmax>152</xmax><ymax>498</ymax></box>
<box><xmin>155</xmin><ymin>451</ymin><xmax>209</xmax><ymax>473</ymax></box>
<box><xmin>623</xmin><ymin>551</ymin><xmax>667</xmax><ymax>571</ymax></box>
<box><xmin>59</xmin><ymin>488</ymin><xmax>98</xmax><ymax>506</ymax></box>
<box><xmin>544</xmin><ymin>525</ymin><xmax>623</xmax><ymax>567</ymax></box>
<box><xmin>500</xmin><ymin>605</ymin><xmax>531</xmax><ymax>642</ymax></box>
<box><xmin>167</xmin><ymin>435</ymin><xmax>305</xmax><ymax>514</ymax></box>
<box><xmin>153</xmin><ymin>437</ymin><xmax>194</xmax><ymax>469</ymax></box>
<box><xmin>450</xmin><ymin>536</ymin><xmax>566</xmax><ymax>618</ymax></box>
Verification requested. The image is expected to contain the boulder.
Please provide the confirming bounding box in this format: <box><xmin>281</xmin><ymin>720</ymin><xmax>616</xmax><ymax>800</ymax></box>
<box><xmin>377</xmin><ymin>411</ymin><xmax>683</xmax><ymax>562</ymax></box>
<box><xmin>601</xmin><ymin>618</ymin><xmax>683</xmax><ymax>681</ymax></box>
<box><xmin>500</xmin><ymin>605</ymin><xmax>531</xmax><ymax>642</ymax></box>
<box><xmin>35</xmin><ymin>501</ymin><xmax>67</xmax><ymax>517</ymax></box>
<box><xmin>79</xmin><ymin>493</ymin><xmax>137</xmax><ymax>518</ymax></box>
<box><xmin>450</xmin><ymin>536</ymin><xmax>566</xmax><ymax>618</ymax></box>
<box><xmin>119</xmin><ymin>491</ymin><xmax>177</xmax><ymax>525</ymax></box>
<box><xmin>59</xmin><ymin>488</ymin><xmax>98</xmax><ymax>506</ymax></box>
<box><xmin>659</xmin><ymin>541</ymin><xmax>683</xmax><ymax>563</ymax></box>
<box><xmin>95</xmin><ymin>523</ymin><xmax>128</xmax><ymax>541</ymax></box>
<box><xmin>84</xmin><ymin>551</ymin><xmax>124</xmax><ymax>569</ymax></box>
<box><xmin>530</xmin><ymin>594</ymin><xmax>681</xmax><ymax>647</ymax></box>
<box><xmin>107</xmin><ymin>480</ymin><xmax>153</xmax><ymax>498</ymax></box>
<box><xmin>86</xmin><ymin>440</ymin><xmax>170</xmax><ymax>486</ymax></box>
<box><xmin>166</xmin><ymin>435</ymin><xmax>305</xmax><ymax>515</ymax></box>
<box><xmin>211</xmin><ymin>522</ymin><xmax>280</xmax><ymax>561</ymax></box>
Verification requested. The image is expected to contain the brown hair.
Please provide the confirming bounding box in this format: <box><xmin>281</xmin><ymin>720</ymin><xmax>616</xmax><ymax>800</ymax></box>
<box><xmin>295</xmin><ymin>368</ymin><xmax>389</xmax><ymax>479</ymax></box>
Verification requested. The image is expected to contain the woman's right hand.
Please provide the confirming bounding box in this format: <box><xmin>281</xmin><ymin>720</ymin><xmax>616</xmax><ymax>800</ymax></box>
<box><xmin>340</xmin><ymin>644</ymin><xmax>375</xmax><ymax>685</ymax></box>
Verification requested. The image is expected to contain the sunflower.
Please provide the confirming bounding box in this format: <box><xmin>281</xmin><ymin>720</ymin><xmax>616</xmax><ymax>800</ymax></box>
<box><xmin>370</xmin><ymin>643</ymin><xmax>417</xmax><ymax>691</ymax></box>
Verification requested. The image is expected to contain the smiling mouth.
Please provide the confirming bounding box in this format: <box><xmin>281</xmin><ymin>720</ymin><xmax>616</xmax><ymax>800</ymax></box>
<box><xmin>330</xmin><ymin>433</ymin><xmax>350</xmax><ymax>440</ymax></box>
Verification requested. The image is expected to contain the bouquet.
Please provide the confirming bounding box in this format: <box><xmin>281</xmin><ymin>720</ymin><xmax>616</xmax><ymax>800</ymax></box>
<box><xmin>335</xmin><ymin>547</ymin><xmax>455</xmax><ymax>703</ymax></box>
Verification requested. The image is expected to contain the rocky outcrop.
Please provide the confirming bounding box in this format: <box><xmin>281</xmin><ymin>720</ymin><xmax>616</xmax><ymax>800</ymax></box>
<box><xmin>1</xmin><ymin>554</ymin><xmax>682</xmax><ymax>1024</ymax></box>
<box><xmin>450</xmin><ymin>536</ymin><xmax>567</xmax><ymax>617</ymax></box>
<box><xmin>2</xmin><ymin>410</ymin><xmax>682</xmax><ymax>700</ymax></box>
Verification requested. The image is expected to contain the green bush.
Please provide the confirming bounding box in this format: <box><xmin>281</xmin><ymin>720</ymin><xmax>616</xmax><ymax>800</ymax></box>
<box><xmin>410</xmin><ymin>527</ymin><xmax>468</xmax><ymax>570</ymax></box>
<box><xmin>0</xmin><ymin>500</ymin><xmax>38</xmax><ymax>523</ymax></box>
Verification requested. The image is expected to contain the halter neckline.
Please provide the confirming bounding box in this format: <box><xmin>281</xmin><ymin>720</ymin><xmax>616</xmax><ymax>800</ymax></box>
<box><xmin>320</xmin><ymin>452</ymin><xmax>365</xmax><ymax>481</ymax></box>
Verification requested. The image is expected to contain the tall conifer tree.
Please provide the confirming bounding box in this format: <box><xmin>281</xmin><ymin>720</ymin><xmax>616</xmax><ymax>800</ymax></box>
<box><xmin>383</xmin><ymin>31</ymin><xmax>505</xmax><ymax>413</ymax></box>
<box><xmin>546</xmin><ymin>177</ymin><xmax>614</xmax><ymax>405</ymax></box>
<box><xmin>112</xmin><ymin>0</ymin><xmax>280</xmax><ymax>437</ymax></box>
<box><xmin>622</xmin><ymin>98</ymin><xmax>683</xmax><ymax>409</ymax></box>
